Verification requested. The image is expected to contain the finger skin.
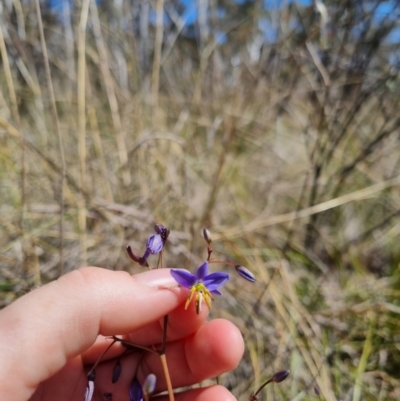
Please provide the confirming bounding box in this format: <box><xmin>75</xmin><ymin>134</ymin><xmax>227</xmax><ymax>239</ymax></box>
<box><xmin>0</xmin><ymin>267</ymin><xmax>188</xmax><ymax>400</ymax></box>
<box><xmin>0</xmin><ymin>267</ymin><xmax>244</xmax><ymax>401</ymax></box>
<box><xmin>91</xmin><ymin>318</ymin><xmax>244</xmax><ymax>397</ymax></box>
<box><xmin>155</xmin><ymin>386</ymin><xmax>238</xmax><ymax>401</ymax></box>
<box><xmin>144</xmin><ymin>318</ymin><xmax>244</xmax><ymax>389</ymax></box>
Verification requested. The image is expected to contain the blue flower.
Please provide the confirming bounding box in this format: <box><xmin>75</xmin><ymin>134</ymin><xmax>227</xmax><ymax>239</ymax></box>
<box><xmin>170</xmin><ymin>262</ymin><xmax>229</xmax><ymax>314</ymax></box>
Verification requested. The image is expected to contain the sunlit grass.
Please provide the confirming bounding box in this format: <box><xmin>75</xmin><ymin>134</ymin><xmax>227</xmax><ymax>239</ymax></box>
<box><xmin>1</xmin><ymin>1</ymin><xmax>400</xmax><ymax>399</ymax></box>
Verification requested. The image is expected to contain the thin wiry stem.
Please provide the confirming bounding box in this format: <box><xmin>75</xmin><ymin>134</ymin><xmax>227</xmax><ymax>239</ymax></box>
<box><xmin>35</xmin><ymin>0</ymin><xmax>66</xmax><ymax>275</ymax></box>
<box><xmin>0</xmin><ymin>15</ymin><xmax>33</xmax><ymax>282</ymax></box>
<box><xmin>77</xmin><ymin>0</ymin><xmax>91</xmax><ymax>267</ymax></box>
<box><xmin>90</xmin><ymin>0</ymin><xmax>131</xmax><ymax>187</ymax></box>
<box><xmin>151</xmin><ymin>0</ymin><xmax>164</xmax><ymax>113</ymax></box>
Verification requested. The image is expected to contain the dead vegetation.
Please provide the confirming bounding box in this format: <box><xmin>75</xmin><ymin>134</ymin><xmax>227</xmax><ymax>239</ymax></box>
<box><xmin>1</xmin><ymin>0</ymin><xmax>400</xmax><ymax>399</ymax></box>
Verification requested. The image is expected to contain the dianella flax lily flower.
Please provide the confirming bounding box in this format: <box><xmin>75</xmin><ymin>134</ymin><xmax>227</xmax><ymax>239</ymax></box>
<box><xmin>170</xmin><ymin>262</ymin><xmax>229</xmax><ymax>314</ymax></box>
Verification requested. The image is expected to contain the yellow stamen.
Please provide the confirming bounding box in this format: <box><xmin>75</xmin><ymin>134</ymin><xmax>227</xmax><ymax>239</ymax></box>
<box><xmin>185</xmin><ymin>283</ymin><xmax>214</xmax><ymax>314</ymax></box>
<box><xmin>185</xmin><ymin>287</ymin><xmax>196</xmax><ymax>310</ymax></box>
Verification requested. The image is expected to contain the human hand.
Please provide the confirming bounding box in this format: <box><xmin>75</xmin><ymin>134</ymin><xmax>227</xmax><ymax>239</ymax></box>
<box><xmin>0</xmin><ymin>267</ymin><xmax>244</xmax><ymax>401</ymax></box>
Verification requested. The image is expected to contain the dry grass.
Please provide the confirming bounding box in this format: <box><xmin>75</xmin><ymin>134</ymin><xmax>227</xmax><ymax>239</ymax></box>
<box><xmin>1</xmin><ymin>1</ymin><xmax>400</xmax><ymax>400</ymax></box>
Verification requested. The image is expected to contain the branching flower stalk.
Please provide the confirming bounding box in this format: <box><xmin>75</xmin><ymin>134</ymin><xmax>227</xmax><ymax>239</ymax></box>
<box><xmin>202</xmin><ymin>228</ymin><xmax>256</xmax><ymax>282</ymax></box>
<box><xmin>86</xmin><ymin>225</ymin><xmax>284</xmax><ymax>401</ymax></box>
<box><xmin>112</xmin><ymin>316</ymin><xmax>175</xmax><ymax>401</ymax></box>
<box><xmin>85</xmin><ymin>315</ymin><xmax>171</xmax><ymax>401</ymax></box>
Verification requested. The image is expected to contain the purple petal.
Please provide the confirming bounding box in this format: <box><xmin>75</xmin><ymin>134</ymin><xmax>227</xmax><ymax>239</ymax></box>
<box><xmin>195</xmin><ymin>262</ymin><xmax>209</xmax><ymax>280</ymax></box>
<box><xmin>146</xmin><ymin>234</ymin><xmax>163</xmax><ymax>254</ymax></box>
<box><xmin>170</xmin><ymin>269</ymin><xmax>197</xmax><ymax>288</ymax></box>
<box><xmin>202</xmin><ymin>272</ymin><xmax>230</xmax><ymax>291</ymax></box>
<box><xmin>129</xmin><ymin>378</ymin><xmax>143</xmax><ymax>401</ymax></box>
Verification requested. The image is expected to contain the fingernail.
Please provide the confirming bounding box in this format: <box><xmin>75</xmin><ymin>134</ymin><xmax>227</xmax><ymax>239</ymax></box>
<box><xmin>134</xmin><ymin>268</ymin><xmax>181</xmax><ymax>288</ymax></box>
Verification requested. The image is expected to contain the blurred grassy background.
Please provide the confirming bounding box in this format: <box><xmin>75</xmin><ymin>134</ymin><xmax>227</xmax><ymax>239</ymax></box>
<box><xmin>1</xmin><ymin>0</ymin><xmax>400</xmax><ymax>399</ymax></box>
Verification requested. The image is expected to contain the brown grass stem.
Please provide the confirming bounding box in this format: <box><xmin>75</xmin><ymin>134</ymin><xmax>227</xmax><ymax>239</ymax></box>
<box><xmin>35</xmin><ymin>0</ymin><xmax>66</xmax><ymax>276</ymax></box>
<box><xmin>215</xmin><ymin>174</ymin><xmax>400</xmax><ymax>240</ymax></box>
<box><xmin>0</xmin><ymin>19</ymin><xmax>30</xmax><ymax>281</ymax></box>
<box><xmin>77</xmin><ymin>0</ymin><xmax>91</xmax><ymax>267</ymax></box>
<box><xmin>90</xmin><ymin>0</ymin><xmax>131</xmax><ymax>187</ymax></box>
<box><xmin>160</xmin><ymin>353</ymin><xmax>175</xmax><ymax>401</ymax></box>
<box><xmin>151</xmin><ymin>0</ymin><xmax>164</xmax><ymax>114</ymax></box>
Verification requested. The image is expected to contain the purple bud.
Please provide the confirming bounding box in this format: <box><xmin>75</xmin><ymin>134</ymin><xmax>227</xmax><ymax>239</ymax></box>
<box><xmin>84</xmin><ymin>371</ymin><xmax>96</xmax><ymax>401</ymax></box>
<box><xmin>143</xmin><ymin>373</ymin><xmax>156</xmax><ymax>395</ymax></box>
<box><xmin>84</xmin><ymin>381</ymin><xmax>94</xmax><ymax>401</ymax></box>
<box><xmin>129</xmin><ymin>377</ymin><xmax>143</xmax><ymax>401</ymax></box>
<box><xmin>202</xmin><ymin>228</ymin><xmax>212</xmax><ymax>244</ymax></box>
<box><xmin>154</xmin><ymin>224</ymin><xmax>170</xmax><ymax>243</ymax></box>
<box><xmin>146</xmin><ymin>234</ymin><xmax>163</xmax><ymax>254</ymax></box>
<box><xmin>235</xmin><ymin>265</ymin><xmax>256</xmax><ymax>282</ymax></box>
<box><xmin>112</xmin><ymin>360</ymin><xmax>121</xmax><ymax>384</ymax></box>
<box><xmin>87</xmin><ymin>370</ymin><xmax>96</xmax><ymax>382</ymax></box>
<box><xmin>139</xmin><ymin>234</ymin><xmax>164</xmax><ymax>265</ymax></box>
<box><xmin>272</xmin><ymin>370</ymin><xmax>290</xmax><ymax>383</ymax></box>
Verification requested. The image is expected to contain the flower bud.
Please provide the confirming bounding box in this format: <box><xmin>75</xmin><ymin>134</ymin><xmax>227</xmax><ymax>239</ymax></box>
<box><xmin>154</xmin><ymin>224</ymin><xmax>170</xmax><ymax>243</ymax></box>
<box><xmin>139</xmin><ymin>234</ymin><xmax>164</xmax><ymax>265</ymax></box>
<box><xmin>129</xmin><ymin>377</ymin><xmax>143</xmax><ymax>401</ymax></box>
<box><xmin>146</xmin><ymin>234</ymin><xmax>163</xmax><ymax>254</ymax></box>
<box><xmin>235</xmin><ymin>265</ymin><xmax>256</xmax><ymax>282</ymax></box>
<box><xmin>202</xmin><ymin>228</ymin><xmax>212</xmax><ymax>244</ymax></box>
<box><xmin>271</xmin><ymin>370</ymin><xmax>290</xmax><ymax>383</ymax></box>
<box><xmin>84</xmin><ymin>370</ymin><xmax>96</xmax><ymax>401</ymax></box>
<box><xmin>112</xmin><ymin>360</ymin><xmax>121</xmax><ymax>383</ymax></box>
<box><xmin>143</xmin><ymin>373</ymin><xmax>156</xmax><ymax>395</ymax></box>
<box><xmin>84</xmin><ymin>381</ymin><xmax>95</xmax><ymax>401</ymax></box>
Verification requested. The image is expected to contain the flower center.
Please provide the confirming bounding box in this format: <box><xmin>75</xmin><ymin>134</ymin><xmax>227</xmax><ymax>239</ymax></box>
<box><xmin>184</xmin><ymin>282</ymin><xmax>214</xmax><ymax>314</ymax></box>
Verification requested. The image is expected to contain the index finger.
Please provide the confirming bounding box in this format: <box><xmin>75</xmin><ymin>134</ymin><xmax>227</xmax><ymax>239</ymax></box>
<box><xmin>0</xmin><ymin>267</ymin><xmax>188</xmax><ymax>401</ymax></box>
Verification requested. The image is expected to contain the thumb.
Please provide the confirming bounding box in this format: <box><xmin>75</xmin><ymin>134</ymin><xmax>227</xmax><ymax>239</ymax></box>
<box><xmin>0</xmin><ymin>267</ymin><xmax>184</xmax><ymax>400</ymax></box>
